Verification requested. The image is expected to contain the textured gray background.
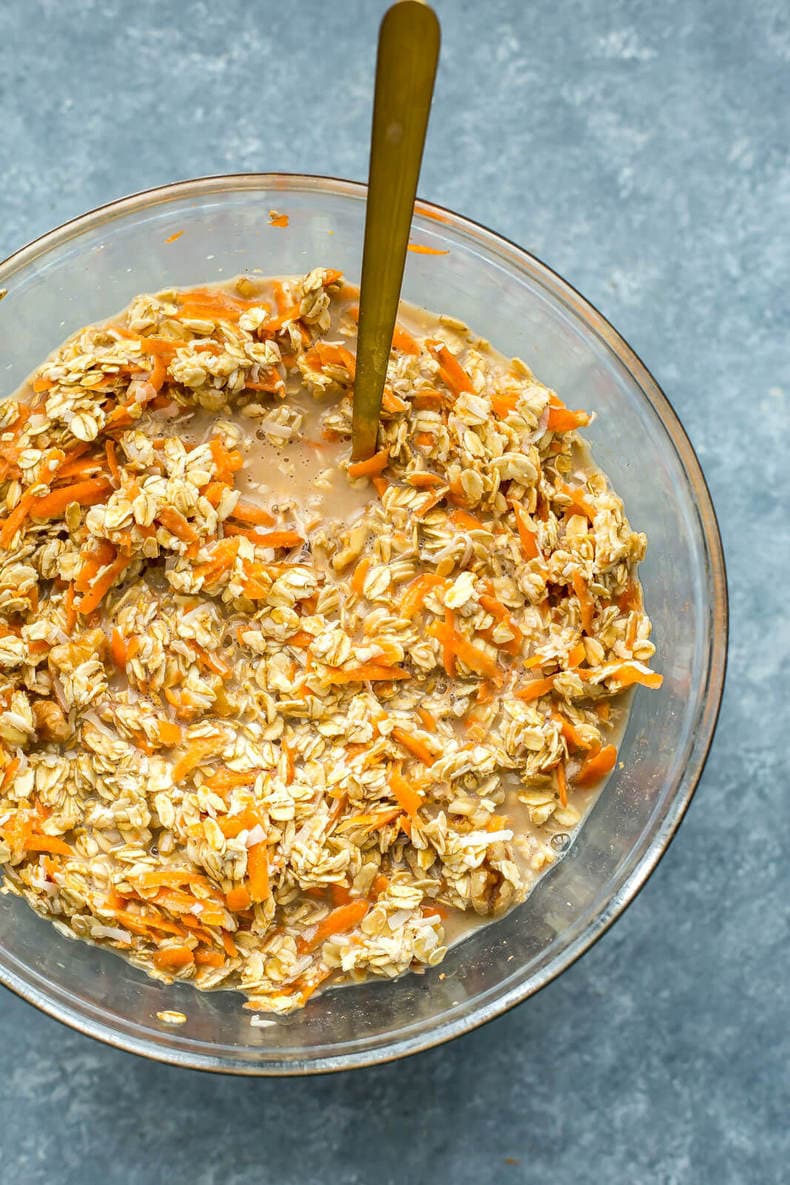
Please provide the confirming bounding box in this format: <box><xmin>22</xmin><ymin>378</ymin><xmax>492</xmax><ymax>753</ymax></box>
<box><xmin>1</xmin><ymin>0</ymin><xmax>788</xmax><ymax>1182</ymax></box>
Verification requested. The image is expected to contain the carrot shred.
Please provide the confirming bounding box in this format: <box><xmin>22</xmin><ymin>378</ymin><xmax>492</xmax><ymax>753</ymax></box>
<box><xmin>157</xmin><ymin>506</ymin><xmax>198</xmax><ymax>544</ymax></box>
<box><xmin>155</xmin><ymin>718</ymin><xmax>182</xmax><ymax>748</ymax></box>
<box><xmin>326</xmin><ymin>664</ymin><xmax>410</xmax><ymax>684</ymax></box>
<box><xmin>449</xmin><ymin>508</ymin><xmax>486</xmax><ymax>532</ymax></box>
<box><xmin>414</xmin><ymin>431</ymin><xmax>436</xmax><ymax>448</ymax></box>
<box><xmin>388</xmin><ymin>762</ymin><xmax>423</xmax><ymax>816</ymax></box>
<box><xmin>225</xmin><ymin>502</ymin><xmax>273</xmax><ymax>529</ymax></box>
<box><xmin>407</xmin><ymin>242</ymin><xmax>449</xmax><ymax>255</ymax></box>
<box><xmin>225</xmin><ymin>884</ymin><xmax>252</xmax><ymax>911</ymax></box>
<box><xmin>401</xmin><ymin>573</ymin><xmax>448</xmax><ymax>618</ymax></box>
<box><xmin>133</xmin><ymin>868</ymin><xmax>209</xmax><ymax>891</ymax></box>
<box><xmin>576</xmin><ymin>744</ymin><xmax>618</xmax><ymax>787</ymax></box>
<box><xmin>297</xmin><ymin>900</ymin><xmax>369</xmax><ymax>955</ymax></box>
<box><xmin>427</xmin><ymin>342</ymin><xmax>472</xmax><ymax>395</ymax></box>
<box><xmin>153</xmin><ymin>945</ymin><xmax>195</xmax><ymax>971</ymax></box>
<box><xmin>350</xmin><ymin>555</ymin><xmax>371</xmax><ymax>596</ymax></box>
<box><xmin>391</xmin><ymin>324</ymin><xmax>420</xmax><ymax>354</ymax></box>
<box><xmin>572</xmin><ymin>571</ymin><xmax>595</xmax><ymax>635</ymax></box>
<box><xmin>195</xmin><ymin>949</ymin><xmax>225</xmax><ymax>967</ymax></box>
<box><xmin>391</xmin><ymin>726</ymin><xmax>436</xmax><ymax>766</ymax></box>
<box><xmin>479</xmin><ymin>593</ymin><xmax>523</xmax><ymax>656</ymax></box>
<box><xmin>516</xmin><ymin>675</ymin><xmax>556</xmax><ymax>702</ymax></box>
<box><xmin>406</xmin><ymin>472</ymin><xmax>444</xmax><ymax>489</ymax></box>
<box><xmin>556</xmin><ymin>760</ymin><xmax>568</xmax><ymax>806</ymax></box>
<box><xmin>417</xmin><ymin>706</ymin><xmax>436</xmax><ymax>730</ymax></box>
<box><xmin>372</xmin><ymin>475</ymin><xmax>389</xmax><ymax>497</ymax></box>
<box><xmin>347</xmin><ymin>448</ymin><xmax>389</xmax><ymax>480</ymax></box>
<box><xmin>25</xmin><ymin>834</ymin><xmax>72</xmax><ymax>857</ymax></box>
<box><xmin>63</xmin><ymin>583</ymin><xmax>77</xmax><ymax>633</ymax></box>
<box><xmin>617</xmin><ymin>581</ymin><xmax>643</xmax><ymax>614</ymax></box>
<box><xmin>247</xmin><ymin>841</ymin><xmax>270</xmax><ymax>903</ymax></box>
<box><xmin>76</xmin><ymin>554</ymin><xmax>130</xmax><ymax>616</ymax></box>
<box><xmin>210</xmin><ymin>437</ymin><xmax>245</xmax><ymax>484</ymax></box>
<box><xmin>604</xmin><ymin>662</ymin><xmax>663</xmax><ymax>690</ymax></box>
<box><xmin>556</xmin><ymin>480</ymin><xmax>597</xmax><ymax>521</ymax></box>
<box><xmin>491</xmin><ymin>390</ymin><xmax>519</xmax><ymax>418</ymax></box>
<box><xmin>268</xmin><ymin>211</ymin><xmax>289</xmax><ymax>228</ymax></box>
<box><xmin>226</xmin><ymin>527</ymin><xmax>302</xmax><ymax>550</ymax></box>
<box><xmin>546</xmin><ymin>395</ymin><xmax>590</xmax><ymax>432</ymax></box>
<box><xmin>171</xmin><ymin>735</ymin><xmax>224</xmax><ymax>783</ymax></box>
<box><xmin>566</xmin><ymin>641</ymin><xmax>586</xmax><ymax>668</ymax></box>
<box><xmin>0</xmin><ymin>757</ymin><xmax>20</xmax><ymax>793</ymax></box>
<box><xmin>30</xmin><ymin>477</ymin><xmax>112</xmax><ymax>521</ymax></box>
<box><xmin>513</xmin><ymin>503</ymin><xmax>539</xmax><ymax>560</ymax></box>
<box><xmin>105</xmin><ymin>440</ymin><xmax>121</xmax><ymax>484</ymax></box>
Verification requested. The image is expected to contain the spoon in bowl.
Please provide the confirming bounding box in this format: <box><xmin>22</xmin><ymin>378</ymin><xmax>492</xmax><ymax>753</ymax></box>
<box><xmin>350</xmin><ymin>0</ymin><xmax>441</xmax><ymax>461</ymax></box>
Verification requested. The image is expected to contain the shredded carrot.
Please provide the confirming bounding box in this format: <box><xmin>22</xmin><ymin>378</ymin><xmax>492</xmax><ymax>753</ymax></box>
<box><xmin>350</xmin><ymin>555</ymin><xmax>371</xmax><ymax>596</ymax></box>
<box><xmin>553</xmin><ymin>712</ymin><xmax>593</xmax><ymax>751</ymax></box>
<box><xmin>388</xmin><ymin>762</ymin><xmax>423</xmax><ymax>816</ymax></box>
<box><xmin>210</xmin><ymin>437</ymin><xmax>244</xmax><ymax>484</ymax></box>
<box><xmin>577</xmin><ymin>744</ymin><xmax>618</xmax><ymax>787</ymax></box>
<box><xmin>391</xmin><ymin>324</ymin><xmax>420</xmax><ymax>354</ymax></box>
<box><xmin>305</xmin><ymin>342</ymin><xmax>357</xmax><ymax>379</ymax></box>
<box><xmin>105</xmin><ymin>439</ymin><xmax>121</xmax><ymax>484</ymax></box>
<box><xmin>247</xmin><ymin>841</ymin><xmax>269</xmax><ymax>903</ymax></box>
<box><xmin>617</xmin><ymin>581</ymin><xmax>643</xmax><ymax>613</ymax></box>
<box><xmin>407</xmin><ymin>472</ymin><xmax>444</xmax><ymax>489</ymax></box>
<box><xmin>326</xmin><ymin>664</ymin><xmax>410</xmax><ymax>684</ymax></box>
<box><xmin>417</xmin><ymin>706</ymin><xmax>436</xmax><ymax>730</ymax></box>
<box><xmin>171</xmin><ymin>735</ymin><xmax>223</xmax><ymax>783</ymax></box>
<box><xmin>222</xmin><ymin>500</ymin><xmax>272</xmax><ymax>530</ymax></box>
<box><xmin>0</xmin><ymin>757</ymin><xmax>20</xmax><ymax>793</ymax></box>
<box><xmin>566</xmin><ymin>641</ymin><xmax>586</xmax><ymax>668</ymax></box>
<box><xmin>546</xmin><ymin>394</ymin><xmax>590</xmax><ymax>432</ymax></box>
<box><xmin>572</xmin><ymin>571</ymin><xmax>595</xmax><ymax>635</ymax></box>
<box><xmin>76</xmin><ymin>554</ymin><xmax>130</xmax><ymax>616</ymax></box>
<box><xmin>63</xmin><ymin>583</ymin><xmax>77</xmax><ymax>633</ymax></box>
<box><xmin>133</xmin><ymin>868</ymin><xmax>209</xmax><ymax>891</ymax></box>
<box><xmin>604</xmin><ymin>662</ymin><xmax>663</xmax><ymax>690</ymax></box>
<box><xmin>347</xmin><ymin>448</ymin><xmax>389</xmax><ymax>480</ymax></box>
<box><xmin>155</xmin><ymin>718</ymin><xmax>182</xmax><ymax>748</ymax></box>
<box><xmin>422</xmin><ymin>903</ymin><xmax>448</xmax><ymax>919</ymax></box>
<box><xmin>401</xmin><ymin>572</ymin><xmax>448</xmax><ymax>617</ymax></box>
<box><xmin>596</xmin><ymin>701</ymin><xmax>611</xmax><ymax>723</ymax></box>
<box><xmin>225</xmin><ymin>884</ymin><xmax>252</xmax><ymax>911</ymax></box>
<box><xmin>414</xmin><ymin>431</ymin><xmax>436</xmax><ymax>448</ymax></box>
<box><xmin>25</xmin><ymin>834</ymin><xmax>72</xmax><ymax>857</ymax></box>
<box><xmin>556</xmin><ymin>479</ymin><xmax>597</xmax><ymax>521</ymax></box>
<box><xmin>516</xmin><ymin>675</ymin><xmax>556</xmax><ymax>702</ymax></box>
<box><xmin>491</xmin><ymin>390</ymin><xmax>519</xmax><ymax>418</ymax></box>
<box><xmin>449</xmin><ymin>508</ymin><xmax>486</xmax><ymax>532</ymax></box>
<box><xmin>74</xmin><ymin>539</ymin><xmax>117</xmax><ymax>594</ymax></box>
<box><xmin>153</xmin><ymin>945</ymin><xmax>194</xmax><ymax>971</ymax></box>
<box><xmin>268</xmin><ymin>211</ymin><xmax>289</xmax><ymax>228</ymax></box>
<box><xmin>427</xmin><ymin>342</ymin><xmax>472</xmax><ymax>395</ymax></box>
<box><xmin>626</xmin><ymin>613</ymin><xmax>639</xmax><ymax>650</ymax></box>
<box><xmin>513</xmin><ymin>503</ymin><xmax>539</xmax><ymax>560</ymax></box>
<box><xmin>391</xmin><ymin>726</ymin><xmax>436</xmax><ymax>766</ymax></box>
<box><xmin>110</xmin><ymin>628</ymin><xmax>132</xmax><ymax>668</ymax></box>
<box><xmin>0</xmin><ymin>489</ymin><xmax>40</xmax><ymax>548</ymax></box>
<box><xmin>297</xmin><ymin>900</ymin><xmax>369</xmax><ymax>955</ymax></box>
<box><xmin>407</xmin><ymin>242</ymin><xmax>449</xmax><ymax>255</ymax></box>
<box><xmin>381</xmin><ymin>386</ymin><xmax>409</xmax><ymax>413</ymax></box>
<box><xmin>29</xmin><ymin>477</ymin><xmax>112</xmax><ymax>521</ymax></box>
<box><xmin>157</xmin><ymin>506</ymin><xmax>199</xmax><ymax>544</ymax></box>
<box><xmin>232</xmin><ymin>528</ymin><xmax>302</xmax><ymax>550</ymax></box>
<box><xmin>195</xmin><ymin>949</ymin><xmax>225</xmax><ymax>967</ymax></box>
<box><xmin>329</xmin><ymin>882</ymin><xmax>353</xmax><ymax>907</ymax></box>
<box><xmin>556</xmin><ymin>760</ymin><xmax>568</xmax><ymax>806</ymax></box>
<box><xmin>412</xmin><ymin>388</ymin><xmax>445</xmax><ymax>410</ymax></box>
<box><xmin>205</xmin><ymin>767</ymin><xmax>259</xmax><ymax>793</ymax></box>
<box><xmin>479</xmin><ymin>593</ymin><xmax>523</xmax><ymax>656</ymax></box>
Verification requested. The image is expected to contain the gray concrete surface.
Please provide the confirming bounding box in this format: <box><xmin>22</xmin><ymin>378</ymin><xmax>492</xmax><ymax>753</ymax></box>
<box><xmin>0</xmin><ymin>1</ymin><xmax>788</xmax><ymax>1182</ymax></box>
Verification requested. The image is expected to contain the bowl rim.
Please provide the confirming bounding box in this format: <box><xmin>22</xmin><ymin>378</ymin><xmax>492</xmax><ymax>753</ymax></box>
<box><xmin>0</xmin><ymin>172</ymin><xmax>728</xmax><ymax>1075</ymax></box>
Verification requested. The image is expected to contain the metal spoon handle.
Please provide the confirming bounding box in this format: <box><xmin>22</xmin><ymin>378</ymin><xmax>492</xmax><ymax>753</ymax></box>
<box><xmin>351</xmin><ymin>0</ymin><xmax>441</xmax><ymax>461</ymax></box>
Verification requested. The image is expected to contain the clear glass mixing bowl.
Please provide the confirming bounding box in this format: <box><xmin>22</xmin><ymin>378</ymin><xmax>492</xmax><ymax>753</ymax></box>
<box><xmin>0</xmin><ymin>175</ymin><xmax>727</xmax><ymax>1073</ymax></box>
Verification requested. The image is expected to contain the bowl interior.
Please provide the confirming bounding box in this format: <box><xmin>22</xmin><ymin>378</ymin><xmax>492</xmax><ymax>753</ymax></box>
<box><xmin>0</xmin><ymin>176</ymin><xmax>726</xmax><ymax>1072</ymax></box>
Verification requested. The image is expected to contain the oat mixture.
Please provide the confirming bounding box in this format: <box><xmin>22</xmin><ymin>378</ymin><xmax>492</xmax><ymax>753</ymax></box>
<box><xmin>0</xmin><ymin>269</ymin><xmax>662</xmax><ymax>1014</ymax></box>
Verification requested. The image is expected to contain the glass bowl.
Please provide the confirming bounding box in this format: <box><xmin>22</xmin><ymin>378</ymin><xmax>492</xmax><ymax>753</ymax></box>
<box><xmin>0</xmin><ymin>175</ymin><xmax>727</xmax><ymax>1074</ymax></box>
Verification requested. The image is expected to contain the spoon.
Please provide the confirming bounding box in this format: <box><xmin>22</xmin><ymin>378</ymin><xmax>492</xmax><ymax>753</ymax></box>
<box><xmin>351</xmin><ymin>0</ymin><xmax>441</xmax><ymax>461</ymax></box>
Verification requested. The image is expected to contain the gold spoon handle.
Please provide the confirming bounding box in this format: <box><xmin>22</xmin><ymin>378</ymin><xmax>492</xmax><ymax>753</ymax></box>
<box><xmin>351</xmin><ymin>0</ymin><xmax>441</xmax><ymax>460</ymax></box>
